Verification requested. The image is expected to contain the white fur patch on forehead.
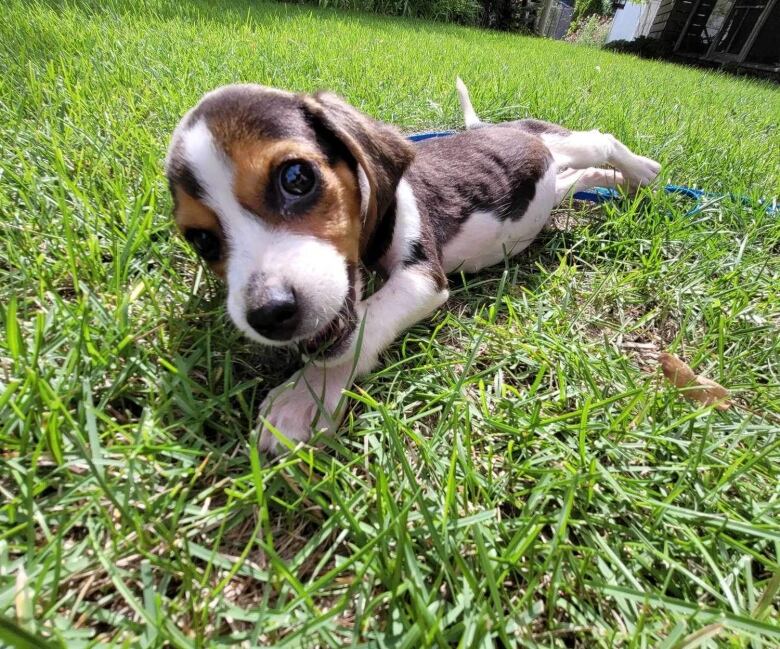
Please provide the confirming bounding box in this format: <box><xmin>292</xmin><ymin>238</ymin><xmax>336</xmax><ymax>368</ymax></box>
<box><xmin>166</xmin><ymin>84</ymin><xmax>294</xmax><ymax>176</ymax></box>
<box><xmin>175</xmin><ymin>117</ymin><xmax>278</xmax><ymax>249</ymax></box>
<box><xmin>179</xmin><ymin>120</ymin><xmax>236</xmax><ymax>211</ymax></box>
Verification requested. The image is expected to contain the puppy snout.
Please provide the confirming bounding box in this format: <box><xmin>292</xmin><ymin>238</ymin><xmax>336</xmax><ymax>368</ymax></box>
<box><xmin>246</xmin><ymin>285</ymin><xmax>300</xmax><ymax>341</ymax></box>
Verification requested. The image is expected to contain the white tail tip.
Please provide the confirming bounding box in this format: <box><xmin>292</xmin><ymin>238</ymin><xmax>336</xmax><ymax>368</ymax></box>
<box><xmin>455</xmin><ymin>77</ymin><xmax>481</xmax><ymax>129</ymax></box>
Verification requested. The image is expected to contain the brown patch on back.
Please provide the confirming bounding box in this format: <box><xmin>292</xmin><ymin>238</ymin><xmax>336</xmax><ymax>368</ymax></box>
<box><xmin>511</xmin><ymin>119</ymin><xmax>571</xmax><ymax>137</ymax></box>
<box><xmin>407</xmin><ymin>125</ymin><xmax>553</xmax><ymax>251</ymax></box>
<box><xmin>172</xmin><ymin>187</ymin><xmax>226</xmax><ymax>277</ymax></box>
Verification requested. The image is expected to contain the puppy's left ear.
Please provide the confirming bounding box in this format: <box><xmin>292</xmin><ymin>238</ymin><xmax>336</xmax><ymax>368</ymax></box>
<box><xmin>302</xmin><ymin>91</ymin><xmax>415</xmax><ymax>232</ymax></box>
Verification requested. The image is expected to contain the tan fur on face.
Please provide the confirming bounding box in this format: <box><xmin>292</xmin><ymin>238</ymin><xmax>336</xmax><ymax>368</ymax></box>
<box><xmin>230</xmin><ymin>139</ymin><xmax>308</xmax><ymax>220</ymax></box>
<box><xmin>225</xmin><ymin>134</ymin><xmax>363</xmax><ymax>263</ymax></box>
<box><xmin>173</xmin><ymin>187</ymin><xmax>226</xmax><ymax>277</ymax></box>
<box><xmin>302</xmin><ymin>160</ymin><xmax>362</xmax><ymax>263</ymax></box>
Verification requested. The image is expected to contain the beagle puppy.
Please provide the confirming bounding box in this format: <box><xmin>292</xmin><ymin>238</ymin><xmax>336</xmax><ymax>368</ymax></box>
<box><xmin>165</xmin><ymin>80</ymin><xmax>660</xmax><ymax>452</ymax></box>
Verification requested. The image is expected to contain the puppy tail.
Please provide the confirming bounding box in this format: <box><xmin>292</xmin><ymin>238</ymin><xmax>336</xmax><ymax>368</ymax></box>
<box><xmin>456</xmin><ymin>77</ymin><xmax>482</xmax><ymax>129</ymax></box>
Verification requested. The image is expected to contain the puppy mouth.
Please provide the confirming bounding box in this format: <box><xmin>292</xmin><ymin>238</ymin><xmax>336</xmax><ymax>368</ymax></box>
<box><xmin>300</xmin><ymin>301</ymin><xmax>357</xmax><ymax>358</ymax></box>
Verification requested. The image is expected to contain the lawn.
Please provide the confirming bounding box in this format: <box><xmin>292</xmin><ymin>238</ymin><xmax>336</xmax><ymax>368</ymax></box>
<box><xmin>1</xmin><ymin>0</ymin><xmax>779</xmax><ymax>646</ymax></box>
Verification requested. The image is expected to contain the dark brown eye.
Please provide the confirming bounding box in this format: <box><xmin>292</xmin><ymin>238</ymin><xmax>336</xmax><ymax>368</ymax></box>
<box><xmin>279</xmin><ymin>160</ymin><xmax>316</xmax><ymax>197</ymax></box>
<box><xmin>185</xmin><ymin>228</ymin><xmax>221</xmax><ymax>262</ymax></box>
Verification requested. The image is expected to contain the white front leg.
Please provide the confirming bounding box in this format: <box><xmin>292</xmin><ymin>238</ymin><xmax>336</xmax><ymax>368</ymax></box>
<box><xmin>258</xmin><ymin>266</ymin><xmax>448</xmax><ymax>453</ymax></box>
<box><xmin>333</xmin><ymin>267</ymin><xmax>449</xmax><ymax>375</ymax></box>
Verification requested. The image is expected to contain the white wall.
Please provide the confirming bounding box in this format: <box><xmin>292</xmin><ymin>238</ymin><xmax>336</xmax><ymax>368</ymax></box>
<box><xmin>606</xmin><ymin>1</ymin><xmax>661</xmax><ymax>42</ymax></box>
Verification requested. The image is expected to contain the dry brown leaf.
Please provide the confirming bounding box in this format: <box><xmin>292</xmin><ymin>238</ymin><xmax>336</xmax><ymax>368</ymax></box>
<box><xmin>659</xmin><ymin>352</ymin><xmax>731</xmax><ymax>411</ymax></box>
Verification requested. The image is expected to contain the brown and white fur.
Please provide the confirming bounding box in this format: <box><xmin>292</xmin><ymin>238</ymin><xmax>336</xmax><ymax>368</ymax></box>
<box><xmin>165</xmin><ymin>80</ymin><xmax>660</xmax><ymax>453</ymax></box>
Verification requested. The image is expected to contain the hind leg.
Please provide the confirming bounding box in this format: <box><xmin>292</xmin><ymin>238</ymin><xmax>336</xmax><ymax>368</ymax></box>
<box><xmin>555</xmin><ymin>167</ymin><xmax>626</xmax><ymax>204</ymax></box>
<box><xmin>542</xmin><ymin>130</ymin><xmax>660</xmax><ymax>190</ymax></box>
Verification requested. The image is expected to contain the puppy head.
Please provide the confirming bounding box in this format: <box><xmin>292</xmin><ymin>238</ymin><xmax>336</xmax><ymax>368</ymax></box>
<box><xmin>165</xmin><ymin>84</ymin><xmax>414</xmax><ymax>354</ymax></box>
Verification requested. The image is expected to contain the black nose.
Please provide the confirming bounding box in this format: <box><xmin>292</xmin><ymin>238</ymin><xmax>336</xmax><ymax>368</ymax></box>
<box><xmin>246</xmin><ymin>287</ymin><xmax>300</xmax><ymax>340</ymax></box>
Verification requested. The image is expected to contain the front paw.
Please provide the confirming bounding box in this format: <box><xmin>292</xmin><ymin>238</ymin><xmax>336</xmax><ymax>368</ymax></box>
<box><xmin>257</xmin><ymin>365</ymin><xmax>349</xmax><ymax>454</ymax></box>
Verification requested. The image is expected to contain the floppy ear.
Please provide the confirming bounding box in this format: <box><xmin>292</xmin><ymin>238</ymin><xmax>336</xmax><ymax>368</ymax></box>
<box><xmin>302</xmin><ymin>91</ymin><xmax>415</xmax><ymax>240</ymax></box>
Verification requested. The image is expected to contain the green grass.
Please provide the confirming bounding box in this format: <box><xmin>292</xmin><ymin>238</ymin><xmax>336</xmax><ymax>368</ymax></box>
<box><xmin>1</xmin><ymin>0</ymin><xmax>779</xmax><ymax>645</ymax></box>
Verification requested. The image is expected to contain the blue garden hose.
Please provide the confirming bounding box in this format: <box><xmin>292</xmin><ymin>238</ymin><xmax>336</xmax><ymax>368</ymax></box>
<box><xmin>408</xmin><ymin>131</ymin><xmax>777</xmax><ymax>216</ymax></box>
<box><xmin>407</xmin><ymin>130</ymin><xmax>458</xmax><ymax>142</ymax></box>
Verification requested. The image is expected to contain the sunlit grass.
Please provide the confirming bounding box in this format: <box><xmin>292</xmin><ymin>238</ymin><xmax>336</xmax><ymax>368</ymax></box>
<box><xmin>1</xmin><ymin>0</ymin><xmax>779</xmax><ymax>645</ymax></box>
